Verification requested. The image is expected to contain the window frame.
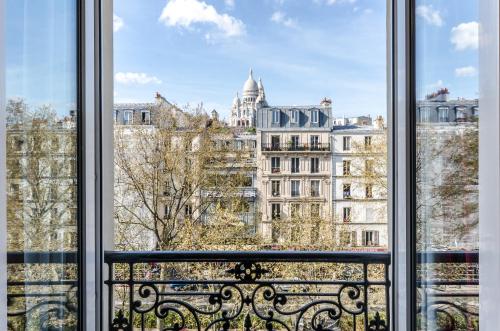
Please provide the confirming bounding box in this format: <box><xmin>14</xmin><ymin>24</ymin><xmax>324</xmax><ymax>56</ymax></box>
<box><xmin>291</xmin><ymin>157</ymin><xmax>300</xmax><ymax>173</ymax></box>
<box><xmin>343</xmin><ymin>136</ymin><xmax>351</xmax><ymax>151</ymax></box>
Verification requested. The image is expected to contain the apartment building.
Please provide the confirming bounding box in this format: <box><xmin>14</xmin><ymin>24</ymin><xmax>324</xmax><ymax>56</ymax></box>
<box><xmin>255</xmin><ymin>100</ymin><xmax>334</xmax><ymax>241</ymax></box>
<box><xmin>6</xmin><ymin>101</ymin><xmax>78</xmax><ymax>251</ymax></box>
<box><xmin>332</xmin><ymin>116</ymin><xmax>388</xmax><ymax>249</ymax></box>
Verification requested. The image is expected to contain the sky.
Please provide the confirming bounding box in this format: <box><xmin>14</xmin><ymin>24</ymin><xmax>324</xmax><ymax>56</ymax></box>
<box><xmin>4</xmin><ymin>0</ymin><xmax>478</xmax><ymax>119</ymax></box>
<box><xmin>114</xmin><ymin>0</ymin><xmax>388</xmax><ymax>120</ymax></box>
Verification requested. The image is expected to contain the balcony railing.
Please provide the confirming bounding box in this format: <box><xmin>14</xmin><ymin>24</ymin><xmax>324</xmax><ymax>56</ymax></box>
<box><xmin>105</xmin><ymin>250</ymin><xmax>391</xmax><ymax>331</ymax></box>
<box><xmin>7</xmin><ymin>251</ymin><xmax>78</xmax><ymax>330</ymax></box>
<box><xmin>262</xmin><ymin>143</ymin><xmax>331</xmax><ymax>152</ymax></box>
<box><xmin>5</xmin><ymin>250</ymin><xmax>479</xmax><ymax>330</ymax></box>
<box><xmin>416</xmin><ymin>251</ymin><xmax>479</xmax><ymax>330</ymax></box>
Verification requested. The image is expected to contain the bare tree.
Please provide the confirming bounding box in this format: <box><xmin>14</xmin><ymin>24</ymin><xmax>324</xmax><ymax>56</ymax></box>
<box><xmin>114</xmin><ymin>105</ymin><xmax>254</xmax><ymax>251</ymax></box>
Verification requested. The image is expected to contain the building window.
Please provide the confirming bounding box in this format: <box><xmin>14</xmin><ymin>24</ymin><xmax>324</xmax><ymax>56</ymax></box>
<box><xmin>271</xmin><ymin>136</ymin><xmax>280</xmax><ymax>150</ymax></box>
<box><xmin>310</xmin><ymin>180</ymin><xmax>320</xmax><ymax>197</ymax></box>
<box><xmin>310</xmin><ymin>157</ymin><xmax>320</xmax><ymax>173</ymax></box>
<box><xmin>291</xmin><ymin>180</ymin><xmax>300</xmax><ymax>197</ymax></box>
<box><xmin>290</xmin><ymin>203</ymin><xmax>300</xmax><ymax>218</ymax></box>
<box><xmin>365</xmin><ymin>159</ymin><xmax>374</xmax><ymax>174</ymax></box>
<box><xmin>362</xmin><ymin>231</ymin><xmax>379</xmax><ymax>246</ymax></box>
<box><xmin>437</xmin><ymin>106</ymin><xmax>449</xmax><ymax>122</ymax></box>
<box><xmin>343</xmin><ymin>184</ymin><xmax>351</xmax><ymax>199</ymax></box>
<box><xmin>343</xmin><ymin>160</ymin><xmax>351</xmax><ymax>176</ymax></box>
<box><xmin>114</xmin><ymin>110</ymin><xmax>119</xmax><ymax>123</ymax></box>
<box><xmin>271</xmin><ymin>203</ymin><xmax>281</xmax><ymax>220</ymax></box>
<box><xmin>343</xmin><ymin>207</ymin><xmax>352</xmax><ymax>222</ymax></box>
<box><xmin>271</xmin><ymin>180</ymin><xmax>281</xmax><ymax>197</ymax></box>
<box><xmin>271</xmin><ymin>157</ymin><xmax>281</xmax><ymax>173</ymax></box>
<box><xmin>184</xmin><ymin>204</ymin><xmax>193</xmax><ymax>218</ymax></box>
<box><xmin>472</xmin><ymin>106</ymin><xmax>478</xmax><ymax>118</ymax></box>
<box><xmin>141</xmin><ymin>111</ymin><xmax>150</xmax><ymax>124</ymax></box>
<box><xmin>340</xmin><ymin>231</ymin><xmax>357</xmax><ymax>246</ymax></box>
<box><xmin>311</xmin><ymin>109</ymin><xmax>319</xmax><ymax>123</ymax></box>
<box><xmin>419</xmin><ymin>106</ymin><xmax>431</xmax><ymax>122</ymax></box>
<box><xmin>124</xmin><ymin>111</ymin><xmax>133</xmax><ymax>125</ymax></box>
<box><xmin>290</xmin><ymin>109</ymin><xmax>299</xmax><ymax>123</ymax></box>
<box><xmin>272</xmin><ymin>109</ymin><xmax>280</xmax><ymax>124</ymax></box>
<box><xmin>366</xmin><ymin>184</ymin><xmax>373</xmax><ymax>198</ymax></box>
<box><xmin>290</xmin><ymin>135</ymin><xmax>299</xmax><ymax>150</ymax></box>
<box><xmin>291</xmin><ymin>157</ymin><xmax>300</xmax><ymax>173</ymax></box>
<box><xmin>310</xmin><ymin>135</ymin><xmax>319</xmax><ymax>150</ymax></box>
<box><xmin>164</xmin><ymin>205</ymin><xmax>171</xmax><ymax>219</ymax></box>
<box><xmin>364</xmin><ymin>136</ymin><xmax>372</xmax><ymax>147</ymax></box>
<box><xmin>343</xmin><ymin>136</ymin><xmax>351</xmax><ymax>151</ymax></box>
<box><xmin>455</xmin><ymin>107</ymin><xmax>467</xmax><ymax>122</ymax></box>
<box><xmin>311</xmin><ymin>203</ymin><xmax>320</xmax><ymax>218</ymax></box>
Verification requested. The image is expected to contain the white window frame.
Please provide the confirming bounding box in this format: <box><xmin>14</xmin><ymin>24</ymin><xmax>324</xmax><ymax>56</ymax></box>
<box><xmin>272</xmin><ymin>109</ymin><xmax>280</xmax><ymax>124</ymax></box>
<box><xmin>343</xmin><ymin>136</ymin><xmax>351</xmax><ymax>151</ymax></box>
<box><xmin>291</xmin><ymin>180</ymin><xmax>300</xmax><ymax>197</ymax></box>
<box><xmin>124</xmin><ymin>110</ymin><xmax>133</xmax><ymax>125</ymax></box>
<box><xmin>311</xmin><ymin>109</ymin><xmax>319</xmax><ymax>123</ymax></box>
<box><xmin>290</xmin><ymin>109</ymin><xmax>298</xmax><ymax>123</ymax></box>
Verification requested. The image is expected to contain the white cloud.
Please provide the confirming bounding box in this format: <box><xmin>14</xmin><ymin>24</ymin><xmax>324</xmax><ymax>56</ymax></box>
<box><xmin>416</xmin><ymin>5</ymin><xmax>443</xmax><ymax>27</ymax></box>
<box><xmin>159</xmin><ymin>0</ymin><xmax>245</xmax><ymax>37</ymax></box>
<box><xmin>224</xmin><ymin>0</ymin><xmax>235</xmax><ymax>9</ymax></box>
<box><xmin>451</xmin><ymin>21</ymin><xmax>479</xmax><ymax>51</ymax></box>
<box><xmin>323</xmin><ymin>0</ymin><xmax>356</xmax><ymax>5</ymax></box>
<box><xmin>113</xmin><ymin>14</ymin><xmax>124</xmax><ymax>32</ymax></box>
<box><xmin>455</xmin><ymin>66</ymin><xmax>477</xmax><ymax>77</ymax></box>
<box><xmin>115</xmin><ymin>72</ymin><xmax>162</xmax><ymax>85</ymax></box>
<box><xmin>270</xmin><ymin>11</ymin><xmax>297</xmax><ymax>28</ymax></box>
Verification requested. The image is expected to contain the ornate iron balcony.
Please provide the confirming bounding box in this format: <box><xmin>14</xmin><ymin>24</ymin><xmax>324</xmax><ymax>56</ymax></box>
<box><xmin>105</xmin><ymin>250</ymin><xmax>391</xmax><ymax>331</ymax></box>
<box><xmin>262</xmin><ymin>143</ymin><xmax>331</xmax><ymax>152</ymax></box>
<box><xmin>7</xmin><ymin>251</ymin><xmax>78</xmax><ymax>330</ymax></box>
<box><xmin>416</xmin><ymin>251</ymin><xmax>479</xmax><ymax>330</ymax></box>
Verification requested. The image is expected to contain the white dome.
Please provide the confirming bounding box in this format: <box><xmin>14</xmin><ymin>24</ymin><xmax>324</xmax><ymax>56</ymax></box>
<box><xmin>243</xmin><ymin>69</ymin><xmax>258</xmax><ymax>94</ymax></box>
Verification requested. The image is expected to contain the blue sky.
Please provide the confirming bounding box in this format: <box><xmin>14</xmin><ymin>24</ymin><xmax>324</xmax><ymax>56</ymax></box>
<box><xmin>5</xmin><ymin>0</ymin><xmax>478</xmax><ymax>119</ymax></box>
<box><xmin>114</xmin><ymin>0</ymin><xmax>388</xmax><ymax>119</ymax></box>
<box><xmin>6</xmin><ymin>0</ymin><xmax>77</xmax><ymax>116</ymax></box>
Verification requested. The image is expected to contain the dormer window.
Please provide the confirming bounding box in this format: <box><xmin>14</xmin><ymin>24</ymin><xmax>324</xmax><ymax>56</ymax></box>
<box><xmin>141</xmin><ymin>111</ymin><xmax>150</xmax><ymax>124</ymax></box>
<box><xmin>124</xmin><ymin>111</ymin><xmax>133</xmax><ymax>125</ymax></box>
<box><xmin>272</xmin><ymin>109</ymin><xmax>280</xmax><ymax>124</ymax></box>
<box><xmin>455</xmin><ymin>106</ymin><xmax>466</xmax><ymax>122</ymax></box>
<box><xmin>311</xmin><ymin>109</ymin><xmax>319</xmax><ymax>123</ymax></box>
<box><xmin>437</xmin><ymin>106</ymin><xmax>449</xmax><ymax>122</ymax></box>
<box><xmin>419</xmin><ymin>107</ymin><xmax>430</xmax><ymax>123</ymax></box>
<box><xmin>472</xmin><ymin>106</ymin><xmax>478</xmax><ymax>118</ymax></box>
<box><xmin>290</xmin><ymin>109</ymin><xmax>299</xmax><ymax>123</ymax></box>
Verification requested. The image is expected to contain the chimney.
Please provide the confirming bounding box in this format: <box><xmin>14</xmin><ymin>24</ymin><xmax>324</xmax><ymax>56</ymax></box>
<box><xmin>320</xmin><ymin>97</ymin><xmax>332</xmax><ymax>108</ymax></box>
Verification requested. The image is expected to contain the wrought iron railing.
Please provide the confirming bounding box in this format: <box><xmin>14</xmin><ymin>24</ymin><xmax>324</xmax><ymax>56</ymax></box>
<box><xmin>104</xmin><ymin>250</ymin><xmax>391</xmax><ymax>331</ymax></box>
<box><xmin>262</xmin><ymin>143</ymin><xmax>331</xmax><ymax>152</ymax></box>
<box><xmin>7</xmin><ymin>251</ymin><xmax>78</xmax><ymax>330</ymax></box>
<box><xmin>416</xmin><ymin>251</ymin><xmax>479</xmax><ymax>330</ymax></box>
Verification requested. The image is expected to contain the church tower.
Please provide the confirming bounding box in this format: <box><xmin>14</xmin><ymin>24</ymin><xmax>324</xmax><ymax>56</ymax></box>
<box><xmin>230</xmin><ymin>69</ymin><xmax>267</xmax><ymax>127</ymax></box>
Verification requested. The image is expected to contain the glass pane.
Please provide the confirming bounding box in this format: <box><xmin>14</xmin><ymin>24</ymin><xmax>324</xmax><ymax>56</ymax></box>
<box><xmin>415</xmin><ymin>0</ymin><xmax>479</xmax><ymax>329</ymax></box>
<box><xmin>113</xmin><ymin>0</ymin><xmax>388</xmax><ymax>252</ymax></box>
<box><xmin>5</xmin><ymin>1</ymin><xmax>79</xmax><ymax>329</ymax></box>
<box><xmin>110</xmin><ymin>1</ymin><xmax>390</xmax><ymax>330</ymax></box>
